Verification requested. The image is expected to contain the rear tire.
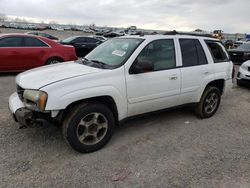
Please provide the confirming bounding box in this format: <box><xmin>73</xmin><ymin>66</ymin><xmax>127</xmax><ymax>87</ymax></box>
<box><xmin>62</xmin><ymin>102</ymin><xmax>115</xmax><ymax>153</ymax></box>
<box><xmin>195</xmin><ymin>86</ymin><xmax>221</xmax><ymax>118</ymax></box>
<box><xmin>46</xmin><ymin>58</ymin><xmax>63</xmax><ymax>65</ymax></box>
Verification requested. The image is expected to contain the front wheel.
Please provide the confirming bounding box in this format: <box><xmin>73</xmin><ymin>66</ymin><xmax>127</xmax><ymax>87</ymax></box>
<box><xmin>195</xmin><ymin>86</ymin><xmax>221</xmax><ymax>118</ymax></box>
<box><xmin>62</xmin><ymin>102</ymin><xmax>115</xmax><ymax>153</ymax></box>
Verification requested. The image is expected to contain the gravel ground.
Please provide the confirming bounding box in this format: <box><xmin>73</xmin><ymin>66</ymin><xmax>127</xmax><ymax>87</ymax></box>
<box><xmin>0</xmin><ymin>67</ymin><xmax>250</xmax><ymax>188</ymax></box>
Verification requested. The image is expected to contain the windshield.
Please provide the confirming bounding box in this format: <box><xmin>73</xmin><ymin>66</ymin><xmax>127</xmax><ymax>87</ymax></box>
<box><xmin>85</xmin><ymin>38</ymin><xmax>144</xmax><ymax>68</ymax></box>
<box><xmin>237</xmin><ymin>43</ymin><xmax>250</xmax><ymax>50</ymax></box>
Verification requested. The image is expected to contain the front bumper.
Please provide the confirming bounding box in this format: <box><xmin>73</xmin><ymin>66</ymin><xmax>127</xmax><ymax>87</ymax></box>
<box><xmin>9</xmin><ymin>92</ymin><xmax>34</xmax><ymax>127</ymax></box>
<box><xmin>9</xmin><ymin>92</ymin><xmax>53</xmax><ymax>127</ymax></box>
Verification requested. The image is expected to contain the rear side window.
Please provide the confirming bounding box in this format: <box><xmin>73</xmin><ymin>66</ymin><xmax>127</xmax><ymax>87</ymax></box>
<box><xmin>74</xmin><ymin>37</ymin><xmax>86</xmax><ymax>43</ymax></box>
<box><xmin>179</xmin><ymin>39</ymin><xmax>208</xmax><ymax>67</ymax></box>
<box><xmin>86</xmin><ymin>38</ymin><xmax>99</xmax><ymax>43</ymax></box>
<box><xmin>0</xmin><ymin>37</ymin><xmax>23</xmax><ymax>47</ymax></box>
<box><xmin>205</xmin><ymin>40</ymin><xmax>229</xmax><ymax>63</ymax></box>
<box><xmin>23</xmin><ymin>37</ymin><xmax>48</xmax><ymax>47</ymax></box>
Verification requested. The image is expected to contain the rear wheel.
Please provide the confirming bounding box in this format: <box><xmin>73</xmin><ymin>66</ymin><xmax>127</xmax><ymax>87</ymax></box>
<box><xmin>62</xmin><ymin>102</ymin><xmax>115</xmax><ymax>153</ymax></box>
<box><xmin>46</xmin><ymin>58</ymin><xmax>63</xmax><ymax>65</ymax></box>
<box><xmin>195</xmin><ymin>86</ymin><xmax>221</xmax><ymax>118</ymax></box>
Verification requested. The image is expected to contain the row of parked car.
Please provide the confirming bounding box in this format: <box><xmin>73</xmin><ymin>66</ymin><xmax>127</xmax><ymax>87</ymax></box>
<box><xmin>1</xmin><ymin>31</ymin><xmax>250</xmax><ymax>73</ymax></box>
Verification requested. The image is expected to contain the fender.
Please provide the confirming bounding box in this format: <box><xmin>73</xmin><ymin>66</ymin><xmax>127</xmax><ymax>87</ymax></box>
<box><xmin>43</xmin><ymin>85</ymin><xmax>127</xmax><ymax>120</ymax></box>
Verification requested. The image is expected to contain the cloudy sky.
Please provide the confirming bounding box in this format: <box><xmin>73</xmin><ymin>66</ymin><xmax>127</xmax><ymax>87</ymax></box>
<box><xmin>0</xmin><ymin>0</ymin><xmax>249</xmax><ymax>33</ymax></box>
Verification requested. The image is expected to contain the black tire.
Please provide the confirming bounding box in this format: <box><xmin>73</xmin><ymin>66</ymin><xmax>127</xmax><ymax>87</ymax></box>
<box><xmin>195</xmin><ymin>86</ymin><xmax>221</xmax><ymax>119</ymax></box>
<box><xmin>237</xmin><ymin>80</ymin><xmax>243</xmax><ymax>87</ymax></box>
<box><xmin>62</xmin><ymin>102</ymin><xmax>115</xmax><ymax>153</ymax></box>
<box><xmin>46</xmin><ymin>57</ymin><xmax>63</xmax><ymax>65</ymax></box>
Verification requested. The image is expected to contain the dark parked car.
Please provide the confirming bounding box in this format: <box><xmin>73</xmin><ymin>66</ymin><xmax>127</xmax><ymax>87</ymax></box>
<box><xmin>26</xmin><ymin>32</ymin><xmax>59</xmax><ymax>41</ymax></box>
<box><xmin>0</xmin><ymin>34</ymin><xmax>77</xmax><ymax>72</ymax></box>
<box><xmin>228</xmin><ymin>42</ymin><xmax>250</xmax><ymax>64</ymax></box>
<box><xmin>60</xmin><ymin>36</ymin><xmax>102</xmax><ymax>57</ymax></box>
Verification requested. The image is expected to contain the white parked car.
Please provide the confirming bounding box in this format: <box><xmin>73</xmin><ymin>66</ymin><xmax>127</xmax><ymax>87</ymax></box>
<box><xmin>9</xmin><ymin>35</ymin><xmax>234</xmax><ymax>153</ymax></box>
<box><xmin>237</xmin><ymin>60</ymin><xmax>250</xmax><ymax>86</ymax></box>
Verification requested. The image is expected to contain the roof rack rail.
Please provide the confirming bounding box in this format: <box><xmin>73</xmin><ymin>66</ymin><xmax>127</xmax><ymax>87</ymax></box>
<box><xmin>164</xmin><ymin>30</ymin><xmax>214</xmax><ymax>38</ymax></box>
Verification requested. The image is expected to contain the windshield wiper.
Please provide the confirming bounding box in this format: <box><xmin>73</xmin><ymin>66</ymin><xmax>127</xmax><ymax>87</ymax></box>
<box><xmin>80</xmin><ymin>58</ymin><xmax>108</xmax><ymax>69</ymax></box>
<box><xmin>90</xmin><ymin>59</ymin><xmax>106</xmax><ymax>67</ymax></box>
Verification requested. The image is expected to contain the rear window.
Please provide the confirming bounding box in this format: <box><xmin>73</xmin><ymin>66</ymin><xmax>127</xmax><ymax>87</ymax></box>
<box><xmin>205</xmin><ymin>40</ymin><xmax>229</xmax><ymax>63</ymax></box>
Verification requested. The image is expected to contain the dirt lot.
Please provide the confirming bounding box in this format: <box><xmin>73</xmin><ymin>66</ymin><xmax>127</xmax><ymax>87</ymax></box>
<box><xmin>0</xmin><ymin>67</ymin><xmax>250</xmax><ymax>188</ymax></box>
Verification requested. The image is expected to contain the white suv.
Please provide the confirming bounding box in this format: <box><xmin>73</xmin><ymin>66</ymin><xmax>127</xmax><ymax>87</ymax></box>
<box><xmin>9</xmin><ymin>35</ymin><xmax>234</xmax><ymax>153</ymax></box>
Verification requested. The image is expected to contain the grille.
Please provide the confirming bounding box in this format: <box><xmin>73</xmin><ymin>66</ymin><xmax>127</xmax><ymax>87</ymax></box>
<box><xmin>16</xmin><ymin>85</ymin><xmax>24</xmax><ymax>101</ymax></box>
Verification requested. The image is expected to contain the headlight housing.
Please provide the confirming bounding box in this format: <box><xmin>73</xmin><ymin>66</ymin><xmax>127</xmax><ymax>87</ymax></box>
<box><xmin>23</xmin><ymin>90</ymin><xmax>48</xmax><ymax>110</ymax></box>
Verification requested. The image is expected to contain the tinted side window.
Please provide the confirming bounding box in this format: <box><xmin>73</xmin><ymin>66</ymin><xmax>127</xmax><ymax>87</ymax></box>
<box><xmin>86</xmin><ymin>38</ymin><xmax>98</xmax><ymax>43</ymax></box>
<box><xmin>180</xmin><ymin>39</ymin><xmax>208</xmax><ymax>67</ymax></box>
<box><xmin>24</xmin><ymin>37</ymin><xmax>48</xmax><ymax>47</ymax></box>
<box><xmin>0</xmin><ymin>37</ymin><xmax>23</xmax><ymax>47</ymax></box>
<box><xmin>135</xmin><ymin>39</ymin><xmax>176</xmax><ymax>71</ymax></box>
<box><xmin>195</xmin><ymin>40</ymin><xmax>208</xmax><ymax>65</ymax></box>
<box><xmin>205</xmin><ymin>40</ymin><xmax>229</xmax><ymax>63</ymax></box>
<box><xmin>74</xmin><ymin>37</ymin><xmax>86</xmax><ymax>43</ymax></box>
<box><xmin>180</xmin><ymin>39</ymin><xmax>198</xmax><ymax>67</ymax></box>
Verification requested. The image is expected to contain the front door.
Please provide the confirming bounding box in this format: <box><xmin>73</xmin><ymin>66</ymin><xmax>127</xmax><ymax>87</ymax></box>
<box><xmin>125</xmin><ymin>39</ymin><xmax>181</xmax><ymax>116</ymax></box>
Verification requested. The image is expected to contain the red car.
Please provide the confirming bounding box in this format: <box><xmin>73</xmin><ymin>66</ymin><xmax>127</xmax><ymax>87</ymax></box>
<box><xmin>0</xmin><ymin>33</ymin><xmax>78</xmax><ymax>72</ymax></box>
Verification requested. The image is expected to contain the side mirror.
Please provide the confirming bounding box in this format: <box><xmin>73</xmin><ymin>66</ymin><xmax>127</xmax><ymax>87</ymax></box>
<box><xmin>96</xmin><ymin>41</ymin><xmax>102</xmax><ymax>45</ymax></box>
<box><xmin>130</xmin><ymin>60</ymin><xmax>154</xmax><ymax>74</ymax></box>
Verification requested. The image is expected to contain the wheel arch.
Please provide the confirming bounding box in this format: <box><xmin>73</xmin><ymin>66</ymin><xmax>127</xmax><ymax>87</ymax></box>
<box><xmin>196</xmin><ymin>79</ymin><xmax>225</xmax><ymax>102</ymax></box>
<box><xmin>62</xmin><ymin>95</ymin><xmax>119</xmax><ymax>124</ymax></box>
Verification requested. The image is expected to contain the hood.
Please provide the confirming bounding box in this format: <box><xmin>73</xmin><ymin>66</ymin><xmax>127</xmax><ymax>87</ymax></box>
<box><xmin>16</xmin><ymin>62</ymin><xmax>102</xmax><ymax>89</ymax></box>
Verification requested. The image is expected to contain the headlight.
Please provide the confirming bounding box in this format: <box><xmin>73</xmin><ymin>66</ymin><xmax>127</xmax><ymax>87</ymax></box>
<box><xmin>23</xmin><ymin>90</ymin><xmax>48</xmax><ymax>110</ymax></box>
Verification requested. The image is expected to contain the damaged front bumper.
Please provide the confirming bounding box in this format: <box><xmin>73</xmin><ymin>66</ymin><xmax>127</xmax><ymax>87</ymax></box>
<box><xmin>9</xmin><ymin>92</ymin><xmax>56</xmax><ymax>128</ymax></box>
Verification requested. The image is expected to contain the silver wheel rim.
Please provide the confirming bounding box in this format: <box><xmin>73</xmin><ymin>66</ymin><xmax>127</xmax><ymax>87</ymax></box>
<box><xmin>76</xmin><ymin>113</ymin><xmax>108</xmax><ymax>145</ymax></box>
<box><xmin>204</xmin><ymin>92</ymin><xmax>218</xmax><ymax>114</ymax></box>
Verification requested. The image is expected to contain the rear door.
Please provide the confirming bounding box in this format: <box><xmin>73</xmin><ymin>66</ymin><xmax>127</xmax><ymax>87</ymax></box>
<box><xmin>20</xmin><ymin>36</ymin><xmax>50</xmax><ymax>69</ymax></box>
<box><xmin>0</xmin><ymin>36</ymin><xmax>23</xmax><ymax>71</ymax></box>
<box><xmin>178</xmin><ymin>38</ymin><xmax>214</xmax><ymax>104</ymax></box>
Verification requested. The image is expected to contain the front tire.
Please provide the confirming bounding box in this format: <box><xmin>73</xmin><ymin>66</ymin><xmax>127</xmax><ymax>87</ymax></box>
<box><xmin>62</xmin><ymin>102</ymin><xmax>115</xmax><ymax>153</ymax></box>
<box><xmin>195</xmin><ymin>86</ymin><xmax>221</xmax><ymax>118</ymax></box>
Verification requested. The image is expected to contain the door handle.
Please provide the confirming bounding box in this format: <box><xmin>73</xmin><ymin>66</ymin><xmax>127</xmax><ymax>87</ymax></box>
<box><xmin>169</xmin><ymin>76</ymin><xmax>178</xmax><ymax>80</ymax></box>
